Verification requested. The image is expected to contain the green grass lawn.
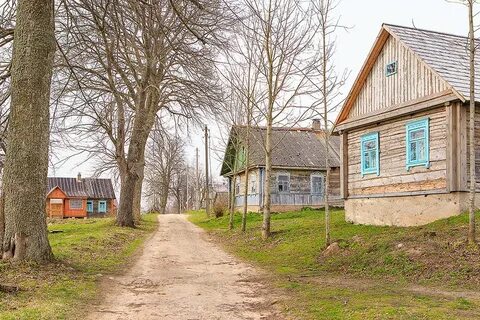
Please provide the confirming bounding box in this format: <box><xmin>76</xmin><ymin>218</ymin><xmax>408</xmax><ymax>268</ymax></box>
<box><xmin>188</xmin><ymin>209</ymin><xmax>480</xmax><ymax>319</ymax></box>
<box><xmin>0</xmin><ymin>214</ymin><xmax>158</xmax><ymax>320</ymax></box>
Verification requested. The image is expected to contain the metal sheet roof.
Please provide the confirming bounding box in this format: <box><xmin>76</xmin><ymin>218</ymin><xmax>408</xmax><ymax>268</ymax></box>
<box><xmin>221</xmin><ymin>126</ymin><xmax>340</xmax><ymax>175</ymax></box>
<box><xmin>47</xmin><ymin>177</ymin><xmax>116</xmax><ymax>199</ymax></box>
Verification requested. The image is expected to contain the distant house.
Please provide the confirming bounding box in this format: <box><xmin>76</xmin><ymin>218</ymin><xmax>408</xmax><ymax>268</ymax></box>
<box><xmin>46</xmin><ymin>173</ymin><xmax>117</xmax><ymax>218</ymax></box>
<box><xmin>334</xmin><ymin>24</ymin><xmax>480</xmax><ymax>226</ymax></box>
<box><xmin>221</xmin><ymin>121</ymin><xmax>342</xmax><ymax>213</ymax></box>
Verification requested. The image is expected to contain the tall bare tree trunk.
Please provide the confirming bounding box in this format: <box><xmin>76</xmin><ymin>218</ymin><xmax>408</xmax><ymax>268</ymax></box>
<box><xmin>159</xmin><ymin>190</ymin><xmax>168</xmax><ymax>214</ymax></box>
<box><xmin>322</xmin><ymin>22</ymin><xmax>331</xmax><ymax>247</ymax></box>
<box><xmin>468</xmin><ymin>0</ymin><xmax>476</xmax><ymax>244</ymax></box>
<box><xmin>242</xmin><ymin>166</ymin><xmax>250</xmax><ymax>232</ymax></box>
<box><xmin>262</xmin><ymin>122</ymin><xmax>273</xmax><ymax>239</ymax></box>
<box><xmin>132</xmin><ymin>152</ymin><xmax>145</xmax><ymax>223</ymax></box>
<box><xmin>229</xmin><ymin>174</ymin><xmax>237</xmax><ymax>229</ymax></box>
<box><xmin>117</xmin><ymin>108</ymin><xmax>155</xmax><ymax>227</ymax></box>
<box><xmin>2</xmin><ymin>0</ymin><xmax>54</xmax><ymax>262</ymax></box>
<box><xmin>242</xmin><ymin>106</ymin><xmax>252</xmax><ymax>232</ymax></box>
<box><xmin>0</xmin><ymin>191</ymin><xmax>4</xmax><ymax>255</ymax></box>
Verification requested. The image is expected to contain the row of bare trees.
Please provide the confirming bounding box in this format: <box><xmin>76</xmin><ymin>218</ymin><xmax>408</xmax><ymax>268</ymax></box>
<box><xmin>0</xmin><ymin>0</ymin><xmax>477</xmax><ymax>264</ymax></box>
<box><xmin>0</xmin><ymin>0</ymin><xmax>231</xmax><ymax>262</ymax></box>
<box><xmin>213</xmin><ymin>0</ymin><xmax>347</xmax><ymax>244</ymax></box>
<box><xmin>218</xmin><ymin>0</ymin><xmax>478</xmax><ymax>247</ymax></box>
<box><xmin>143</xmin><ymin>124</ymin><xmax>208</xmax><ymax>214</ymax></box>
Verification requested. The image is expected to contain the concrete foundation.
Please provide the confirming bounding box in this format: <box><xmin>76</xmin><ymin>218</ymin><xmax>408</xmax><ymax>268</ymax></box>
<box><xmin>345</xmin><ymin>192</ymin><xmax>479</xmax><ymax>226</ymax></box>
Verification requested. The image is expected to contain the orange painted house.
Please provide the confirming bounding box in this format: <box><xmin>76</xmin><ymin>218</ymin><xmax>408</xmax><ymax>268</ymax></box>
<box><xmin>46</xmin><ymin>174</ymin><xmax>117</xmax><ymax>218</ymax></box>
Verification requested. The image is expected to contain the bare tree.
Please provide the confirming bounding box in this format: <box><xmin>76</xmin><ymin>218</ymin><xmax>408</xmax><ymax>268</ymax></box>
<box><xmin>242</xmin><ymin>0</ymin><xmax>321</xmax><ymax>238</ymax></box>
<box><xmin>145</xmin><ymin>127</ymin><xmax>184</xmax><ymax>215</ymax></box>
<box><xmin>0</xmin><ymin>0</ymin><xmax>14</xmax><ymax>258</ymax></box>
<box><xmin>171</xmin><ymin>159</ymin><xmax>187</xmax><ymax>214</ymax></box>
<box><xmin>2</xmin><ymin>0</ymin><xmax>54</xmax><ymax>262</ymax></box>
<box><xmin>57</xmin><ymin>0</ymin><xmax>226</xmax><ymax>227</ymax></box>
<box><xmin>313</xmin><ymin>0</ymin><xmax>348</xmax><ymax>247</ymax></box>
<box><xmin>467</xmin><ymin>0</ymin><xmax>476</xmax><ymax>244</ymax></box>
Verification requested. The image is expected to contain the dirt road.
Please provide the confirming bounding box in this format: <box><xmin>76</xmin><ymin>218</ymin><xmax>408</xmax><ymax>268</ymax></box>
<box><xmin>87</xmin><ymin>214</ymin><xmax>283</xmax><ymax>320</ymax></box>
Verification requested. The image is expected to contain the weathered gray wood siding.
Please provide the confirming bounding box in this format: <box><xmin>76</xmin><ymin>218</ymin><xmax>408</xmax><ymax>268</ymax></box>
<box><xmin>464</xmin><ymin>103</ymin><xmax>480</xmax><ymax>190</ymax></box>
<box><xmin>233</xmin><ymin>167</ymin><xmax>341</xmax><ymax>207</ymax></box>
<box><xmin>349</xmin><ymin>35</ymin><xmax>449</xmax><ymax>119</ymax></box>
<box><xmin>269</xmin><ymin>168</ymin><xmax>339</xmax><ymax>197</ymax></box>
<box><xmin>347</xmin><ymin>107</ymin><xmax>448</xmax><ymax>196</ymax></box>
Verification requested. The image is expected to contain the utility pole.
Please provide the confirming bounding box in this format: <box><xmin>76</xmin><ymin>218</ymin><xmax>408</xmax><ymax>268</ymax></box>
<box><xmin>204</xmin><ymin>125</ymin><xmax>210</xmax><ymax>216</ymax></box>
<box><xmin>195</xmin><ymin>147</ymin><xmax>199</xmax><ymax>210</ymax></box>
<box><xmin>185</xmin><ymin>165</ymin><xmax>190</xmax><ymax>211</ymax></box>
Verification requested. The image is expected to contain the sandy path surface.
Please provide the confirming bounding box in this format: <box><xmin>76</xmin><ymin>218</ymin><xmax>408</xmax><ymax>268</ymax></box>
<box><xmin>87</xmin><ymin>214</ymin><xmax>283</xmax><ymax>320</ymax></box>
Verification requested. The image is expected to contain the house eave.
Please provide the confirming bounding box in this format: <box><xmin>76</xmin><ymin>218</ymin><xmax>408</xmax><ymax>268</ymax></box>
<box><xmin>335</xmin><ymin>90</ymin><xmax>459</xmax><ymax>133</ymax></box>
<box><xmin>222</xmin><ymin>164</ymin><xmax>337</xmax><ymax>177</ymax></box>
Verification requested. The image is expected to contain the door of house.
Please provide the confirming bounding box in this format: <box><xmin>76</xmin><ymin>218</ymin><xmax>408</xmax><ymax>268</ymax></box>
<box><xmin>50</xmin><ymin>199</ymin><xmax>63</xmax><ymax>218</ymax></box>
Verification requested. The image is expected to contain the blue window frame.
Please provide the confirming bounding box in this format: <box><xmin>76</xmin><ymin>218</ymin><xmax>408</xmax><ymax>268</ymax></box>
<box><xmin>361</xmin><ymin>132</ymin><xmax>380</xmax><ymax>176</ymax></box>
<box><xmin>98</xmin><ymin>200</ymin><xmax>107</xmax><ymax>213</ymax></box>
<box><xmin>86</xmin><ymin>200</ymin><xmax>93</xmax><ymax>213</ymax></box>
<box><xmin>406</xmin><ymin>118</ymin><xmax>429</xmax><ymax>169</ymax></box>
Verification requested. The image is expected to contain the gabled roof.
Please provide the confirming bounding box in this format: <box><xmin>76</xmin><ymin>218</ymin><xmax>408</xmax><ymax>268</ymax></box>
<box><xmin>221</xmin><ymin>125</ymin><xmax>340</xmax><ymax>176</ymax></box>
<box><xmin>336</xmin><ymin>23</ymin><xmax>478</xmax><ymax>126</ymax></box>
<box><xmin>47</xmin><ymin>177</ymin><xmax>116</xmax><ymax>199</ymax></box>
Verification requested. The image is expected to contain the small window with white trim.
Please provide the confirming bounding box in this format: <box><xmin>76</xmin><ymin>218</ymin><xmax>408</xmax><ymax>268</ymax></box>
<box><xmin>311</xmin><ymin>174</ymin><xmax>325</xmax><ymax>195</ymax></box>
<box><xmin>277</xmin><ymin>173</ymin><xmax>290</xmax><ymax>193</ymax></box>
<box><xmin>69</xmin><ymin>199</ymin><xmax>83</xmax><ymax>209</ymax></box>
<box><xmin>249</xmin><ymin>173</ymin><xmax>257</xmax><ymax>194</ymax></box>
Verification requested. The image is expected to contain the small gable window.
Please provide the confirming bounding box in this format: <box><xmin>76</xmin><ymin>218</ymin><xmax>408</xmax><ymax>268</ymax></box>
<box><xmin>311</xmin><ymin>174</ymin><xmax>325</xmax><ymax>195</ymax></box>
<box><xmin>361</xmin><ymin>132</ymin><xmax>380</xmax><ymax>176</ymax></box>
<box><xmin>277</xmin><ymin>173</ymin><xmax>290</xmax><ymax>193</ymax></box>
<box><xmin>386</xmin><ymin>61</ymin><xmax>397</xmax><ymax>77</ymax></box>
<box><xmin>98</xmin><ymin>200</ymin><xmax>107</xmax><ymax>213</ymax></box>
<box><xmin>406</xmin><ymin>118</ymin><xmax>429</xmax><ymax>169</ymax></box>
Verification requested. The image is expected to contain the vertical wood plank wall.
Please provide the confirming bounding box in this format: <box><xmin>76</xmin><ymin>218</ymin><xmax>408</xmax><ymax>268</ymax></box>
<box><xmin>465</xmin><ymin>104</ymin><xmax>480</xmax><ymax>190</ymax></box>
<box><xmin>349</xmin><ymin>35</ymin><xmax>448</xmax><ymax>119</ymax></box>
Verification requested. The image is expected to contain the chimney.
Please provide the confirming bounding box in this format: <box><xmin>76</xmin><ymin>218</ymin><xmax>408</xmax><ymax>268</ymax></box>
<box><xmin>77</xmin><ymin>172</ymin><xmax>82</xmax><ymax>182</ymax></box>
<box><xmin>312</xmin><ymin>119</ymin><xmax>321</xmax><ymax>130</ymax></box>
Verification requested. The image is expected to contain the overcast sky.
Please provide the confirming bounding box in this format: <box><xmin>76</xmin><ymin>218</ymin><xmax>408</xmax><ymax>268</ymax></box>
<box><xmin>51</xmin><ymin>0</ymin><xmax>473</xmax><ymax>183</ymax></box>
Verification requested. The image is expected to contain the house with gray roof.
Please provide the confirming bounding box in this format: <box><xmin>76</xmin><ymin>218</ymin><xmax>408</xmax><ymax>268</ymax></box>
<box><xmin>334</xmin><ymin>24</ymin><xmax>480</xmax><ymax>226</ymax></box>
<box><xmin>221</xmin><ymin>120</ymin><xmax>342</xmax><ymax>213</ymax></box>
<box><xmin>46</xmin><ymin>173</ymin><xmax>117</xmax><ymax>218</ymax></box>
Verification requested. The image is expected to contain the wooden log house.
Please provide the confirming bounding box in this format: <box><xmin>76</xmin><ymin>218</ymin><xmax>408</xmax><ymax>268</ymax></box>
<box><xmin>46</xmin><ymin>173</ymin><xmax>117</xmax><ymax>218</ymax></box>
<box><xmin>221</xmin><ymin>121</ymin><xmax>343</xmax><ymax>212</ymax></box>
<box><xmin>334</xmin><ymin>24</ymin><xmax>480</xmax><ymax>226</ymax></box>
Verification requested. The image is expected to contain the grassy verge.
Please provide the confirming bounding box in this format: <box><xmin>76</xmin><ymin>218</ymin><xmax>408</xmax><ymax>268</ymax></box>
<box><xmin>188</xmin><ymin>209</ymin><xmax>480</xmax><ymax>319</ymax></box>
<box><xmin>0</xmin><ymin>213</ymin><xmax>158</xmax><ymax>320</ymax></box>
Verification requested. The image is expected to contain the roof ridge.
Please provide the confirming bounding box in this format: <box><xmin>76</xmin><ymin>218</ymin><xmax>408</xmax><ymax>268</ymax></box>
<box><xmin>233</xmin><ymin>124</ymin><xmax>328</xmax><ymax>133</ymax></box>
<box><xmin>383</xmin><ymin>23</ymin><xmax>472</xmax><ymax>41</ymax></box>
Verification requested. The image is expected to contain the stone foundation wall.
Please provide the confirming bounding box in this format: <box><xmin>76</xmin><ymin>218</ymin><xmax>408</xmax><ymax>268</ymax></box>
<box><xmin>345</xmin><ymin>192</ymin><xmax>480</xmax><ymax>226</ymax></box>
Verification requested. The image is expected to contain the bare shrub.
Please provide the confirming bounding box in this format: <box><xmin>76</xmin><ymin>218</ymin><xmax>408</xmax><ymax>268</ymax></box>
<box><xmin>213</xmin><ymin>193</ymin><xmax>228</xmax><ymax>218</ymax></box>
